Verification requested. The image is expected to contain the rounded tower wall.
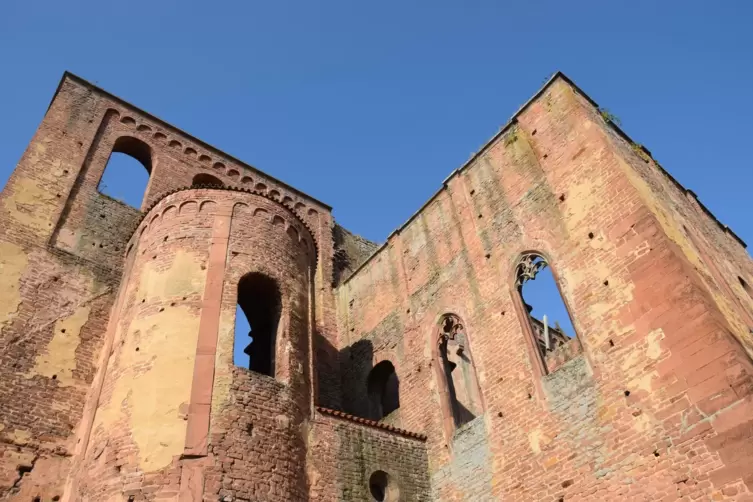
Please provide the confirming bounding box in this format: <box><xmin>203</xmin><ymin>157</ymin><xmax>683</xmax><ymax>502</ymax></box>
<box><xmin>74</xmin><ymin>188</ymin><xmax>315</xmax><ymax>501</ymax></box>
<box><xmin>210</xmin><ymin>195</ymin><xmax>315</xmax><ymax>501</ymax></box>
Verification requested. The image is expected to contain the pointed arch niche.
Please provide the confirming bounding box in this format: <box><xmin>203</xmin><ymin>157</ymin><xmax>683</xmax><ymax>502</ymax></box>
<box><xmin>514</xmin><ymin>252</ymin><xmax>582</xmax><ymax>376</ymax></box>
<box><xmin>435</xmin><ymin>314</ymin><xmax>483</xmax><ymax>434</ymax></box>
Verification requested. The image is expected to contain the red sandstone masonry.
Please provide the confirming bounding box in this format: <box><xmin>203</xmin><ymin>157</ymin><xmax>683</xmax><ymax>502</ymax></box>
<box><xmin>316</xmin><ymin>406</ymin><xmax>428</xmax><ymax>440</ymax></box>
<box><xmin>335</xmin><ymin>75</ymin><xmax>753</xmax><ymax>501</ymax></box>
<box><xmin>0</xmin><ymin>71</ymin><xmax>752</xmax><ymax>501</ymax></box>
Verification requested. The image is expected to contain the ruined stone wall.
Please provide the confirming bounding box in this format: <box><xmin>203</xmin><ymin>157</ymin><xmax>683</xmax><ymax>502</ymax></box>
<box><xmin>307</xmin><ymin>411</ymin><xmax>430</xmax><ymax>501</ymax></box>
<box><xmin>0</xmin><ymin>244</ymin><xmax>115</xmax><ymax>501</ymax></box>
<box><xmin>337</xmin><ymin>77</ymin><xmax>753</xmax><ymax>500</ymax></box>
<box><xmin>585</xmin><ymin>97</ymin><xmax>753</xmax><ymax>498</ymax></box>
<box><xmin>66</xmin><ymin>188</ymin><xmax>316</xmax><ymax>501</ymax></box>
<box><xmin>70</xmin><ymin>189</ymin><xmax>215</xmax><ymax>500</ymax></box>
<box><xmin>0</xmin><ymin>72</ymin><xmax>338</xmax><ymax>501</ymax></box>
<box><xmin>332</xmin><ymin>224</ymin><xmax>379</xmax><ymax>287</ymax></box>
<box><xmin>0</xmin><ymin>75</ymin><xmax>126</xmax><ymax>501</ymax></box>
<box><xmin>203</xmin><ymin>192</ymin><xmax>315</xmax><ymax>502</ymax></box>
<box><xmin>3</xmin><ymin>69</ymin><xmax>753</xmax><ymax>502</ymax></box>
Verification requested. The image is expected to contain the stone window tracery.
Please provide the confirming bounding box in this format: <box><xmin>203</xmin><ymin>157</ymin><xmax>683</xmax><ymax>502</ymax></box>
<box><xmin>437</xmin><ymin>314</ymin><xmax>482</xmax><ymax>429</ymax></box>
<box><xmin>514</xmin><ymin>253</ymin><xmax>581</xmax><ymax>374</ymax></box>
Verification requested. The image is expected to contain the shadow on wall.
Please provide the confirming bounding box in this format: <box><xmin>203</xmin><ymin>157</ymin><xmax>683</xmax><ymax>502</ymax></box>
<box><xmin>313</xmin><ymin>329</ymin><xmax>343</xmax><ymax>410</ymax></box>
<box><xmin>337</xmin><ymin>339</ymin><xmax>400</xmax><ymax>423</ymax></box>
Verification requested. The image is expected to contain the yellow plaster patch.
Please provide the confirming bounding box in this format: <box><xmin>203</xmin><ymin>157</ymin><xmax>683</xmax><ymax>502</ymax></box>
<box><xmin>1</xmin><ymin>177</ymin><xmax>57</xmax><ymax>231</ymax></box>
<box><xmin>646</xmin><ymin>328</ymin><xmax>664</xmax><ymax>360</ymax></box>
<box><xmin>138</xmin><ymin>250</ymin><xmax>206</xmax><ymax>300</ymax></box>
<box><xmin>92</xmin><ymin>307</ymin><xmax>200</xmax><ymax>471</ymax></box>
<box><xmin>7</xmin><ymin>429</ymin><xmax>31</xmax><ymax>445</ymax></box>
<box><xmin>597</xmin><ymin>404</ymin><xmax>617</xmax><ymax>423</ymax></box>
<box><xmin>621</xmin><ymin>329</ymin><xmax>664</xmax><ymax>373</ymax></box>
<box><xmin>621</xmin><ymin>350</ymin><xmax>641</xmax><ymax>372</ymax></box>
<box><xmin>633</xmin><ymin>411</ymin><xmax>653</xmax><ymax>433</ymax></box>
<box><xmin>543</xmin><ymin>455</ymin><xmax>559</xmax><ymax>468</ymax></box>
<box><xmin>4</xmin><ymin>448</ymin><xmax>35</xmax><ymax>468</ymax></box>
<box><xmin>563</xmin><ymin>174</ymin><xmax>603</xmax><ymax>229</ymax></box>
<box><xmin>93</xmin><ymin>250</ymin><xmax>206</xmax><ymax>472</ymax></box>
<box><xmin>629</xmin><ymin>371</ymin><xmax>657</xmax><ymax>394</ymax></box>
<box><xmin>0</xmin><ymin>242</ymin><xmax>27</xmax><ymax>330</ymax></box>
<box><xmin>29</xmin><ymin>305</ymin><xmax>91</xmax><ymax>386</ymax></box>
<box><xmin>529</xmin><ymin>428</ymin><xmax>551</xmax><ymax>454</ymax></box>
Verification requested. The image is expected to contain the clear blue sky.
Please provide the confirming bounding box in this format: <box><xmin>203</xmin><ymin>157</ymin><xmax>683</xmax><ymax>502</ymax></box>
<box><xmin>1</xmin><ymin>1</ymin><xmax>751</xmax><ymax>365</ymax></box>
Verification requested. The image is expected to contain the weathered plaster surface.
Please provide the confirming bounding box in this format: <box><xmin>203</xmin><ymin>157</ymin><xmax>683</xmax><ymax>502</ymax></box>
<box><xmin>29</xmin><ymin>305</ymin><xmax>91</xmax><ymax>386</ymax></box>
<box><xmin>0</xmin><ymin>242</ymin><xmax>27</xmax><ymax>330</ymax></box>
<box><xmin>93</xmin><ymin>306</ymin><xmax>200</xmax><ymax>471</ymax></box>
<box><xmin>92</xmin><ymin>250</ymin><xmax>206</xmax><ymax>471</ymax></box>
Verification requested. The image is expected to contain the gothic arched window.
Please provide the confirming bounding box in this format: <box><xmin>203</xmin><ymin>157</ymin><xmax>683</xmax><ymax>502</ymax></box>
<box><xmin>437</xmin><ymin>314</ymin><xmax>482</xmax><ymax>429</ymax></box>
<box><xmin>515</xmin><ymin>253</ymin><xmax>581</xmax><ymax>374</ymax></box>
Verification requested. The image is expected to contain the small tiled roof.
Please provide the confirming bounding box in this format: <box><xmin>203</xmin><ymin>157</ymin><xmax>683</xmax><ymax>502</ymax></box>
<box><xmin>315</xmin><ymin>406</ymin><xmax>427</xmax><ymax>441</ymax></box>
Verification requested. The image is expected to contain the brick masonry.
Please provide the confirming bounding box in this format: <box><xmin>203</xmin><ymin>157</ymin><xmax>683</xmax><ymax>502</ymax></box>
<box><xmin>0</xmin><ymin>71</ymin><xmax>751</xmax><ymax>501</ymax></box>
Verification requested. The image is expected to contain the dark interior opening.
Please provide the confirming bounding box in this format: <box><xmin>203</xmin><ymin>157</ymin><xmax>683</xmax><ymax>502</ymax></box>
<box><xmin>367</xmin><ymin>360</ymin><xmax>400</xmax><ymax>420</ymax></box>
<box><xmin>369</xmin><ymin>470</ymin><xmax>389</xmax><ymax>501</ymax></box>
<box><xmin>192</xmin><ymin>173</ymin><xmax>224</xmax><ymax>187</ymax></box>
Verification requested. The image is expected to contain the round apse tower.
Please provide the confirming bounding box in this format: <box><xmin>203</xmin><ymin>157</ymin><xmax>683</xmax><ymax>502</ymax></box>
<box><xmin>74</xmin><ymin>187</ymin><xmax>316</xmax><ymax>502</ymax></box>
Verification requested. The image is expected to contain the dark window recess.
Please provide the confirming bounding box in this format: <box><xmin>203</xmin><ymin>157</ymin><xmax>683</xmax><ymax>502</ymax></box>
<box><xmin>369</xmin><ymin>470</ymin><xmax>398</xmax><ymax>501</ymax></box>
<box><xmin>234</xmin><ymin>273</ymin><xmax>281</xmax><ymax>376</ymax></box>
<box><xmin>98</xmin><ymin>136</ymin><xmax>152</xmax><ymax>208</ymax></box>
<box><xmin>191</xmin><ymin>173</ymin><xmax>223</xmax><ymax>187</ymax></box>
<box><xmin>438</xmin><ymin>314</ymin><xmax>482</xmax><ymax>428</ymax></box>
<box><xmin>516</xmin><ymin>253</ymin><xmax>581</xmax><ymax>374</ymax></box>
<box><xmin>367</xmin><ymin>361</ymin><xmax>400</xmax><ymax>420</ymax></box>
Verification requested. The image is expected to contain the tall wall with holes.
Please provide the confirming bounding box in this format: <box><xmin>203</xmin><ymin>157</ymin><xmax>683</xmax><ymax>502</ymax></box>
<box><xmin>0</xmin><ymin>71</ymin><xmax>752</xmax><ymax>501</ymax></box>
<box><xmin>0</xmin><ymin>73</ymin><xmax>344</xmax><ymax>502</ymax></box>
<box><xmin>332</xmin><ymin>75</ymin><xmax>753</xmax><ymax>501</ymax></box>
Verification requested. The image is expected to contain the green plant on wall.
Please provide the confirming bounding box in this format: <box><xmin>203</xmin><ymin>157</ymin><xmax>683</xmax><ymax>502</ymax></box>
<box><xmin>598</xmin><ymin>107</ymin><xmax>621</xmax><ymax>126</ymax></box>
<box><xmin>631</xmin><ymin>142</ymin><xmax>652</xmax><ymax>163</ymax></box>
<box><xmin>503</xmin><ymin>127</ymin><xmax>518</xmax><ymax>147</ymax></box>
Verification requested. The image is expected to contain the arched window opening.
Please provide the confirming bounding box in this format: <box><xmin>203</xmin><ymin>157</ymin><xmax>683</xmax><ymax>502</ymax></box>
<box><xmin>233</xmin><ymin>273</ymin><xmax>281</xmax><ymax>376</ymax></box>
<box><xmin>191</xmin><ymin>173</ymin><xmax>224</xmax><ymax>187</ymax></box>
<box><xmin>98</xmin><ymin>136</ymin><xmax>152</xmax><ymax>208</ymax></box>
<box><xmin>366</xmin><ymin>361</ymin><xmax>399</xmax><ymax>420</ymax></box>
<box><xmin>369</xmin><ymin>470</ymin><xmax>399</xmax><ymax>502</ymax></box>
<box><xmin>438</xmin><ymin>314</ymin><xmax>482</xmax><ymax>429</ymax></box>
<box><xmin>516</xmin><ymin>253</ymin><xmax>580</xmax><ymax>374</ymax></box>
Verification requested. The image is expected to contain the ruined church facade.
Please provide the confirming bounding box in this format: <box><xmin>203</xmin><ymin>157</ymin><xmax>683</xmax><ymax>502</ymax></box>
<box><xmin>0</xmin><ymin>72</ymin><xmax>752</xmax><ymax>501</ymax></box>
